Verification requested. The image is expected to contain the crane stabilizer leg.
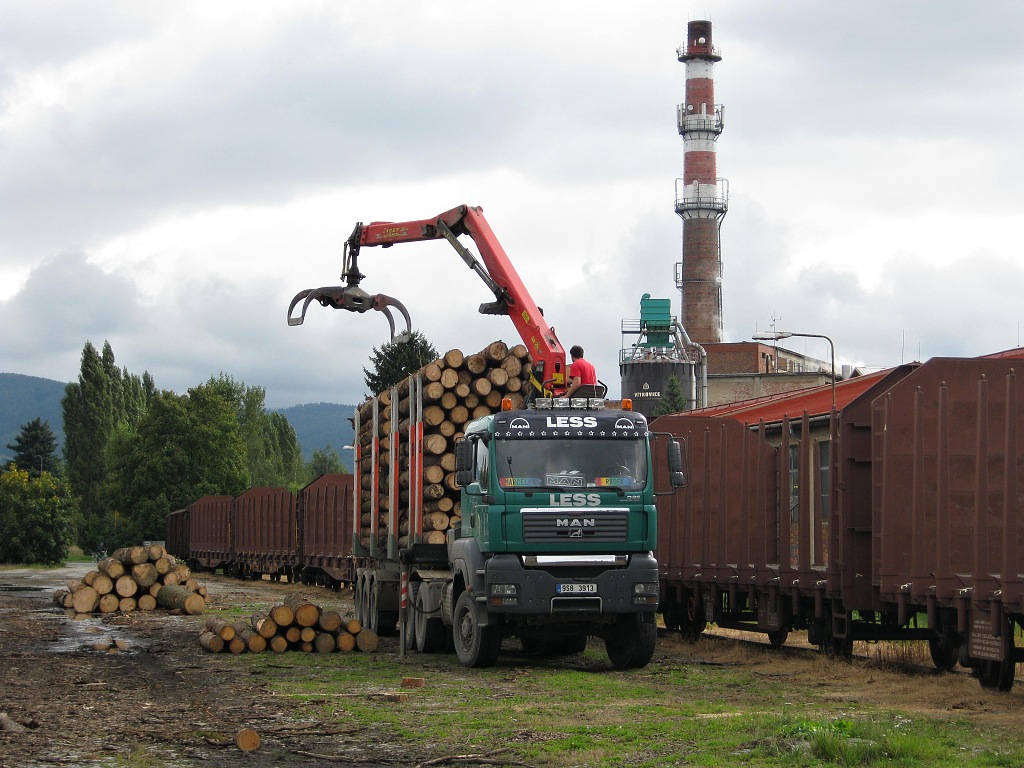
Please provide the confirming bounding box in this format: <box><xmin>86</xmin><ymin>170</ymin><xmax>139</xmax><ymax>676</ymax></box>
<box><xmin>286</xmin><ymin>285</ymin><xmax>413</xmax><ymax>343</ymax></box>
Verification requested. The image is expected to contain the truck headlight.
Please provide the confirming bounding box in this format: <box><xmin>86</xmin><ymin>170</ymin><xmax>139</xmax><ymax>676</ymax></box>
<box><xmin>489</xmin><ymin>583</ymin><xmax>518</xmax><ymax>607</ymax></box>
<box><xmin>632</xmin><ymin>582</ymin><xmax>659</xmax><ymax>605</ymax></box>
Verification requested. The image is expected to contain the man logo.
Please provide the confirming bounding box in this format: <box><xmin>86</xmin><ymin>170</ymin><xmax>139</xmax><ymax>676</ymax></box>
<box><xmin>569</xmin><ymin>528</ymin><xmax>583</xmax><ymax>538</ymax></box>
<box><xmin>509</xmin><ymin>417</ymin><xmax>530</xmax><ymax>429</ymax></box>
<box><xmin>614</xmin><ymin>418</ymin><xmax>636</xmax><ymax>430</ymax></box>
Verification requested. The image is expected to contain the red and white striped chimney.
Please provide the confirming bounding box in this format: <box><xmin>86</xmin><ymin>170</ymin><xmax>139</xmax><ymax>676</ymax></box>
<box><xmin>675</xmin><ymin>20</ymin><xmax>727</xmax><ymax>345</ymax></box>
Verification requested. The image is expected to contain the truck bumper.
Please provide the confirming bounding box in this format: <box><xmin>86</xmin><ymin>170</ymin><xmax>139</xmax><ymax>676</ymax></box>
<box><xmin>483</xmin><ymin>553</ymin><xmax>659</xmax><ymax>616</ymax></box>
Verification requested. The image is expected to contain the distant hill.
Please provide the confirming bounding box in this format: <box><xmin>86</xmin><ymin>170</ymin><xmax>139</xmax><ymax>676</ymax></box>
<box><xmin>275</xmin><ymin>402</ymin><xmax>357</xmax><ymax>471</ymax></box>
<box><xmin>0</xmin><ymin>372</ymin><xmax>356</xmax><ymax>471</ymax></box>
<box><xmin>0</xmin><ymin>373</ymin><xmax>67</xmax><ymax>466</ymax></box>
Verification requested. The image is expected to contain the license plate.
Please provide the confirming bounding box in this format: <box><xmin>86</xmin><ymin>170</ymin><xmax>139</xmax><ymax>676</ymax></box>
<box><xmin>556</xmin><ymin>583</ymin><xmax>597</xmax><ymax>594</ymax></box>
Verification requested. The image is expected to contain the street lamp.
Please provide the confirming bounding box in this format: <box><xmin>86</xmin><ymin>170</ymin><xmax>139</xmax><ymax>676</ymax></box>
<box><xmin>752</xmin><ymin>330</ymin><xmax>836</xmax><ymax>411</ymax></box>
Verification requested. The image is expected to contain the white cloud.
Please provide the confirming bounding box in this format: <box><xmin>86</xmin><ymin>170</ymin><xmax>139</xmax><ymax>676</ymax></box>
<box><xmin>2</xmin><ymin>1</ymin><xmax>1023</xmax><ymax>410</ymax></box>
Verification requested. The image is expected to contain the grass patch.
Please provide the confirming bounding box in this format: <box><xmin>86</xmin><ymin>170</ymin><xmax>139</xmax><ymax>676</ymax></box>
<box><xmin>226</xmin><ymin>639</ymin><xmax>1024</xmax><ymax>767</ymax></box>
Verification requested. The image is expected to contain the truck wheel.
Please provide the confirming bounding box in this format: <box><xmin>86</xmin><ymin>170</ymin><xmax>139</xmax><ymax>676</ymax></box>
<box><xmin>605</xmin><ymin>616</ymin><xmax>657</xmax><ymax>669</ymax></box>
<box><xmin>415</xmin><ymin>590</ymin><xmax>447</xmax><ymax>653</ymax></box>
<box><xmin>453</xmin><ymin>591</ymin><xmax>500</xmax><ymax>667</ymax></box>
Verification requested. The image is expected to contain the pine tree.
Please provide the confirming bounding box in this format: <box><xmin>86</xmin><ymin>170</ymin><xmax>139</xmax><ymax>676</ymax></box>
<box><xmin>652</xmin><ymin>375</ymin><xmax>689</xmax><ymax>418</ymax></box>
<box><xmin>363</xmin><ymin>331</ymin><xmax>439</xmax><ymax>395</ymax></box>
<box><xmin>6</xmin><ymin>418</ymin><xmax>60</xmax><ymax>478</ymax></box>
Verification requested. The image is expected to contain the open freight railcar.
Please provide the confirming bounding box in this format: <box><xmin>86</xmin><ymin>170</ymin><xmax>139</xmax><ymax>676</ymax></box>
<box><xmin>654</xmin><ymin>352</ymin><xmax>1024</xmax><ymax>691</ymax></box>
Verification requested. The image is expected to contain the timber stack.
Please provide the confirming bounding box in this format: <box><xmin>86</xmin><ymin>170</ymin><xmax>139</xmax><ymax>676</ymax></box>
<box><xmin>356</xmin><ymin>340</ymin><xmax>530</xmax><ymax>551</ymax></box>
<box><xmin>199</xmin><ymin>596</ymin><xmax>378</xmax><ymax>654</ymax></box>
<box><xmin>52</xmin><ymin>544</ymin><xmax>208</xmax><ymax>616</ymax></box>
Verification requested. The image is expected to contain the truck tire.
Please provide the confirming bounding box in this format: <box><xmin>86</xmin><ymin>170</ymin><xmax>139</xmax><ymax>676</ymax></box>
<box><xmin>415</xmin><ymin>589</ymin><xmax>447</xmax><ymax>653</ymax></box>
<box><xmin>453</xmin><ymin>591</ymin><xmax>500</xmax><ymax>667</ymax></box>
<box><xmin>605</xmin><ymin>615</ymin><xmax>657</xmax><ymax>669</ymax></box>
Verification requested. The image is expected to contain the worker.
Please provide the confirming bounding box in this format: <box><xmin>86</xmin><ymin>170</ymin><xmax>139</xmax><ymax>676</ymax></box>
<box><xmin>564</xmin><ymin>345</ymin><xmax>599</xmax><ymax>398</ymax></box>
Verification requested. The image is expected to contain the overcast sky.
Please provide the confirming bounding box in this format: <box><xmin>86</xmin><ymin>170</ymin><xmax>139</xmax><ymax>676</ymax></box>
<box><xmin>3</xmin><ymin>2</ymin><xmax>1023</xmax><ymax>407</ymax></box>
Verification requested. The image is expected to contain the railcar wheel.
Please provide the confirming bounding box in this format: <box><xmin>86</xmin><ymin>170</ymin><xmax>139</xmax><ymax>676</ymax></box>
<box><xmin>824</xmin><ymin>635</ymin><xmax>854</xmax><ymax>660</ymax></box>
<box><xmin>979</xmin><ymin>657</ymin><xmax>1016</xmax><ymax>692</ymax></box>
<box><xmin>679</xmin><ymin>594</ymin><xmax>707</xmax><ymax>643</ymax></box>
<box><xmin>928</xmin><ymin>632</ymin><xmax>960</xmax><ymax>671</ymax></box>
<box><xmin>767</xmin><ymin>629</ymin><xmax>789</xmax><ymax>648</ymax></box>
<box><xmin>453</xmin><ymin>591</ymin><xmax>500</xmax><ymax>667</ymax></box>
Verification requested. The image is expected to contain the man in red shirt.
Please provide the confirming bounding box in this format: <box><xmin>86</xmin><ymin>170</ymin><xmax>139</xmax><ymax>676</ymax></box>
<box><xmin>564</xmin><ymin>345</ymin><xmax>599</xmax><ymax>398</ymax></box>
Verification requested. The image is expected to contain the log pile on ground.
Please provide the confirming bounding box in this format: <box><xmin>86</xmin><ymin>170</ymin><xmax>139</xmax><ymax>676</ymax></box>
<box><xmin>357</xmin><ymin>340</ymin><xmax>530</xmax><ymax>550</ymax></box>
<box><xmin>52</xmin><ymin>544</ymin><xmax>208</xmax><ymax>616</ymax></box>
<box><xmin>199</xmin><ymin>596</ymin><xmax>378</xmax><ymax>654</ymax></box>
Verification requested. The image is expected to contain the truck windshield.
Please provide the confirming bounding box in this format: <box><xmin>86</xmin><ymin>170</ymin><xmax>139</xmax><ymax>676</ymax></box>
<box><xmin>494</xmin><ymin>438</ymin><xmax>647</xmax><ymax>491</ymax></box>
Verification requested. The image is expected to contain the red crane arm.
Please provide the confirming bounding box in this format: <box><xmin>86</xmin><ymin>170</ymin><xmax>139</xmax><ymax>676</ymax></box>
<box><xmin>348</xmin><ymin>204</ymin><xmax>567</xmax><ymax>394</ymax></box>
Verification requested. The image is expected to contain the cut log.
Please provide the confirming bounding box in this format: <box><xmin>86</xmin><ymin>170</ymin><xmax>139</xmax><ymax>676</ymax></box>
<box><xmin>118</xmin><ymin>597</ymin><xmax>137</xmax><ymax>613</ymax></box>
<box><xmin>235</xmin><ymin>728</ymin><xmax>261</xmax><ymax>752</ymax></box>
<box><xmin>284</xmin><ymin>595</ymin><xmax>321</xmax><ymax>628</ymax></box>
<box><xmin>285</xmin><ymin>626</ymin><xmax>301</xmax><ymax>644</ymax></box>
<box><xmin>91</xmin><ymin>573</ymin><xmax>114</xmax><ymax>596</ymax></box>
<box><xmin>346</xmin><ymin>619</ymin><xmax>362</xmax><ymax>635</ymax></box>
<box><xmin>98</xmin><ymin>593</ymin><xmax>120</xmax><ymax>613</ymax></box>
<box><xmin>156</xmin><ymin>585</ymin><xmax>205</xmax><ymax>615</ymax></box>
<box><xmin>299</xmin><ymin>626</ymin><xmax>317</xmax><ymax>643</ymax></box>
<box><xmin>199</xmin><ymin>630</ymin><xmax>224</xmax><ymax>653</ymax></box>
<box><xmin>270</xmin><ymin>604</ymin><xmax>294</xmax><ymax>628</ymax></box>
<box><xmin>137</xmin><ymin>594</ymin><xmax>157</xmax><ymax>611</ymax></box>
<box><xmin>97</xmin><ymin>558</ymin><xmax>125</xmax><ymax>579</ymax></box>
<box><xmin>252</xmin><ymin>612</ymin><xmax>278</xmax><ymax>639</ymax></box>
<box><xmin>227</xmin><ymin>637</ymin><xmax>246</xmax><ymax>654</ymax></box>
<box><xmin>269</xmin><ymin>635</ymin><xmax>289</xmax><ymax>653</ymax></box>
<box><xmin>115</xmin><ymin>575</ymin><xmax>138</xmax><ymax>598</ymax></box>
<box><xmin>205</xmin><ymin>617</ymin><xmax>236</xmax><ymax>641</ymax></box>
<box><xmin>71</xmin><ymin>586</ymin><xmax>100</xmax><ymax>614</ymax></box>
<box><xmin>153</xmin><ymin>556</ymin><xmax>173</xmax><ymax>575</ymax></box>
<box><xmin>314</xmin><ymin>632</ymin><xmax>336</xmax><ymax>653</ymax></box>
<box><xmin>336</xmin><ymin>631</ymin><xmax>356</xmax><ymax>652</ymax></box>
<box><xmin>443</xmin><ymin>348</ymin><xmax>464</xmax><ymax>368</ymax></box>
<box><xmin>232</xmin><ymin>621</ymin><xmax>267</xmax><ymax>653</ymax></box>
<box><xmin>356</xmin><ymin>627</ymin><xmax>380</xmax><ymax>652</ymax></box>
<box><xmin>131</xmin><ymin>563</ymin><xmax>159</xmax><ymax>588</ymax></box>
<box><xmin>318</xmin><ymin>610</ymin><xmax>342</xmax><ymax>633</ymax></box>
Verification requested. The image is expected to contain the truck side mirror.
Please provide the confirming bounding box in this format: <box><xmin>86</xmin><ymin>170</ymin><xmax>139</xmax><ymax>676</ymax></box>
<box><xmin>455</xmin><ymin>438</ymin><xmax>475</xmax><ymax>487</ymax></box>
<box><xmin>668</xmin><ymin>438</ymin><xmax>687</xmax><ymax>488</ymax></box>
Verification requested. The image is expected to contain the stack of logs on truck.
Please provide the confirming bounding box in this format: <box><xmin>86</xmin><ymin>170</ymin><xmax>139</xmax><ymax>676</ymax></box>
<box><xmin>165</xmin><ymin>339</ymin><xmax>531</xmax><ymax>606</ymax></box>
<box><xmin>652</xmin><ymin>349</ymin><xmax>1024</xmax><ymax>691</ymax></box>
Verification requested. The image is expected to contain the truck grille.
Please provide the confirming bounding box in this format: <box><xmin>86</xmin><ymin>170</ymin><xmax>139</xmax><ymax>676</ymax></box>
<box><xmin>521</xmin><ymin>508</ymin><xmax>629</xmax><ymax>543</ymax></box>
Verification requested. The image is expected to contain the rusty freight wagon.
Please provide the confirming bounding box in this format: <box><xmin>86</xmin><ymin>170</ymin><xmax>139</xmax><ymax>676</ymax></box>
<box><xmin>186</xmin><ymin>494</ymin><xmax>234</xmax><ymax>572</ymax></box>
<box><xmin>164</xmin><ymin>508</ymin><xmax>190</xmax><ymax>561</ymax></box>
<box><xmin>297</xmin><ymin>473</ymin><xmax>357</xmax><ymax>587</ymax></box>
<box><xmin>233</xmin><ymin>487</ymin><xmax>298</xmax><ymax>581</ymax></box>
<box><xmin>653</xmin><ymin>351</ymin><xmax>1024</xmax><ymax>691</ymax></box>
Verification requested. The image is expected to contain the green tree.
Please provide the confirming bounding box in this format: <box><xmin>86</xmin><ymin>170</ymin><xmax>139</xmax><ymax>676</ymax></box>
<box><xmin>652</xmin><ymin>375</ymin><xmax>688</xmax><ymax>418</ymax></box>
<box><xmin>199</xmin><ymin>374</ymin><xmax>303</xmax><ymax>487</ymax></box>
<box><xmin>102</xmin><ymin>387</ymin><xmax>251</xmax><ymax>545</ymax></box>
<box><xmin>6</xmin><ymin>417</ymin><xmax>61</xmax><ymax>478</ymax></box>
<box><xmin>0</xmin><ymin>467</ymin><xmax>78</xmax><ymax>564</ymax></box>
<box><xmin>363</xmin><ymin>330</ymin><xmax>438</xmax><ymax>396</ymax></box>
<box><xmin>62</xmin><ymin>341</ymin><xmax>154</xmax><ymax>543</ymax></box>
<box><xmin>307</xmin><ymin>445</ymin><xmax>348</xmax><ymax>478</ymax></box>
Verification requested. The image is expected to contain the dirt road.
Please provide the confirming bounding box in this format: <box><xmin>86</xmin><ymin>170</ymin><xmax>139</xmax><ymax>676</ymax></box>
<box><xmin>1</xmin><ymin>563</ymin><xmax>1021</xmax><ymax>767</ymax></box>
<box><xmin>0</xmin><ymin>563</ymin><xmax>404</xmax><ymax>768</ymax></box>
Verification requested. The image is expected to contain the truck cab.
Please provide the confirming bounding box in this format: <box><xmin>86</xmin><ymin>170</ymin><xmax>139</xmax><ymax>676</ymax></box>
<box><xmin>436</xmin><ymin>397</ymin><xmax>669</xmax><ymax>667</ymax></box>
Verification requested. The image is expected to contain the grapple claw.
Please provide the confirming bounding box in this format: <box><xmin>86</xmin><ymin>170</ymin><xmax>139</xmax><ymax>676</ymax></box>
<box><xmin>287</xmin><ymin>285</ymin><xmax>413</xmax><ymax>342</ymax></box>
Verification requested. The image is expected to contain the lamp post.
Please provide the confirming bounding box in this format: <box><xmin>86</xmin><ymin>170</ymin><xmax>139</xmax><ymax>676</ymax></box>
<box><xmin>752</xmin><ymin>331</ymin><xmax>836</xmax><ymax>411</ymax></box>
